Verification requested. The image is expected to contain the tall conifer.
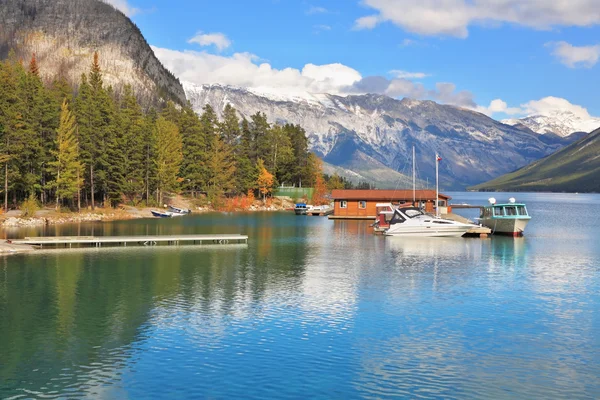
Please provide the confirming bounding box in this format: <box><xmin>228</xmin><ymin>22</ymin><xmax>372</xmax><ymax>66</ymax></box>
<box><xmin>155</xmin><ymin>117</ymin><xmax>182</xmax><ymax>204</ymax></box>
<box><xmin>49</xmin><ymin>99</ymin><xmax>81</xmax><ymax>209</ymax></box>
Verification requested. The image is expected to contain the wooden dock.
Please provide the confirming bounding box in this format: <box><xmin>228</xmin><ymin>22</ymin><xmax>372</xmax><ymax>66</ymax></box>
<box><xmin>10</xmin><ymin>234</ymin><xmax>248</xmax><ymax>248</ymax></box>
<box><xmin>442</xmin><ymin>213</ymin><xmax>491</xmax><ymax>237</ymax></box>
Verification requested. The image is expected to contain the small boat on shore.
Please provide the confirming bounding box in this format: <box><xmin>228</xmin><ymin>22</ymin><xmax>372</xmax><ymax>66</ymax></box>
<box><xmin>168</xmin><ymin>205</ymin><xmax>191</xmax><ymax>214</ymax></box>
<box><xmin>478</xmin><ymin>198</ymin><xmax>531</xmax><ymax>236</ymax></box>
<box><xmin>151</xmin><ymin>210</ymin><xmax>172</xmax><ymax>218</ymax></box>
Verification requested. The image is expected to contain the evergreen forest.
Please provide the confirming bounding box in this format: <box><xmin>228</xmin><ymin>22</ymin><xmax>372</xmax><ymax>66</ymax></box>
<box><xmin>0</xmin><ymin>52</ymin><xmax>333</xmax><ymax>211</ymax></box>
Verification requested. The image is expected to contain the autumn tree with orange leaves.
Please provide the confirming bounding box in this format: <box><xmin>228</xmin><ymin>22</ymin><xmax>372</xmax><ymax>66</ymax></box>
<box><xmin>256</xmin><ymin>159</ymin><xmax>274</xmax><ymax>202</ymax></box>
<box><xmin>310</xmin><ymin>155</ymin><xmax>329</xmax><ymax>205</ymax></box>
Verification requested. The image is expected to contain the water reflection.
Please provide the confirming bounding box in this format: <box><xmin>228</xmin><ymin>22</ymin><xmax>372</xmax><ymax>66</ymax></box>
<box><xmin>0</xmin><ymin>202</ymin><xmax>599</xmax><ymax>399</ymax></box>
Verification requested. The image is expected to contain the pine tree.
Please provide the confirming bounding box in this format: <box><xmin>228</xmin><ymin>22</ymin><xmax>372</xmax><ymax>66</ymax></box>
<box><xmin>235</xmin><ymin>117</ymin><xmax>257</xmax><ymax>193</ymax></box>
<box><xmin>105</xmin><ymin>86</ymin><xmax>126</xmax><ymax>207</ymax></box>
<box><xmin>205</xmin><ymin>133</ymin><xmax>236</xmax><ymax>202</ymax></box>
<box><xmin>176</xmin><ymin>104</ymin><xmax>206</xmax><ymax>197</ymax></box>
<box><xmin>143</xmin><ymin>109</ymin><xmax>158</xmax><ymax>205</ymax></box>
<box><xmin>0</xmin><ymin>54</ymin><xmax>29</xmax><ymax>210</ymax></box>
<box><xmin>155</xmin><ymin>116</ymin><xmax>182</xmax><ymax>204</ymax></box>
<box><xmin>73</xmin><ymin>74</ymin><xmax>93</xmax><ymax>208</ymax></box>
<box><xmin>250</xmin><ymin>112</ymin><xmax>270</xmax><ymax>164</ymax></box>
<box><xmin>119</xmin><ymin>85</ymin><xmax>146</xmax><ymax>203</ymax></box>
<box><xmin>220</xmin><ymin>104</ymin><xmax>240</xmax><ymax>146</ymax></box>
<box><xmin>49</xmin><ymin>99</ymin><xmax>82</xmax><ymax>209</ymax></box>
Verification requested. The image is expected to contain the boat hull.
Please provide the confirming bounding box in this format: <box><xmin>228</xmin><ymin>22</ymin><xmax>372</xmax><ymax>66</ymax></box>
<box><xmin>294</xmin><ymin>208</ymin><xmax>308</xmax><ymax>215</ymax></box>
<box><xmin>481</xmin><ymin>217</ymin><xmax>530</xmax><ymax>236</ymax></box>
<box><xmin>151</xmin><ymin>210</ymin><xmax>171</xmax><ymax>218</ymax></box>
<box><xmin>384</xmin><ymin>225</ymin><xmax>473</xmax><ymax>237</ymax></box>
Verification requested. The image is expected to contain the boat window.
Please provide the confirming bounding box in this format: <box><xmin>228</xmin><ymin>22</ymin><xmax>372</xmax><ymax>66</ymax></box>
<box><xmin>401</xmin><ymin>208</ymin><xmax>424</xmax><ymax>218</ymax></box>
<box><xmin>505</xmin><ymin>206</ymin><xmax>517</xmax><ymax>216</ymax></box>
<box><xmin>493</xmin><ymin>206</ymin><xmax>504</xmax><ymax>216</ymax></box>
<box><xmin>390</xmin><ymin>212</ymin><xmax>406</xmax><ymax>224</ymax></box>
<box><xmin>433</xmin><ymin>220</ymin><xmax>452</xmax><ymax>224</ymax></box>
<box><xmin>517</xmin><ymin>206</ymin><xmax>527</xmax><ymax>216</ymax></box>
<box><xmin>340</xmin><ymin>200</ymin><xmax>347</xmax><ymax>209</ymax></box>
<box><xmin>358</xmin><ymin>201</ymin><xmax>366</xmax><ymax>209</ymax></box>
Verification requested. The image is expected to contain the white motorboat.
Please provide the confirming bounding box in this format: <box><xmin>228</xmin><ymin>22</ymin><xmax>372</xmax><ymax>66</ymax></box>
<box><xmin>168</xmin><ymin>205</ymin><xmax>191</xmax><ymax>214</ymax></box>
<box><xmin>384</xmin><ymin>206</ymin><xmax>478</xmax><ymax>237</ymax></box>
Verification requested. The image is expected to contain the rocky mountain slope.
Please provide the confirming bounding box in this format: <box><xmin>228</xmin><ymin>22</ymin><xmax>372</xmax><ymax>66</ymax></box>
<box><xmin>471</xmin><ymin>128</ymin><xmax>600</xmax><ymax>193</ymax></box>
<box><xmin>185</xmin><ymin>83</ymin><xmax>575</xmax><ymax>190</ymax></box>
<box><xmin>0</xmin><ymin>0</ymin><xmax>186</xmax><ymax>105</ymax></box>
<box><xmin>503</xmin><ymin>110</ymin><xmax>600</xmax><ymax>138</ymax></box>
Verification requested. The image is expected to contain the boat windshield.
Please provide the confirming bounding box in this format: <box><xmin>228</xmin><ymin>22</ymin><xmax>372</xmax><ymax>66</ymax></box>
<box><xmin>516</xmin><ymin>205</ymin><xmax>528</xmax><ymax>216</ymax></box>
<box><xmin>400</xmin><ymin>207</ymin><xmax>425</xmax><ymax>218</ymax></box>
<box><xmin>493</xmin><ymin>206</ymin><xmax>504</xmax><ymax>216</ymax></box>
<box><xmin>504</xmin><ymin>206</ymin><xmax>517</xmax><ymax>216</ymax></box>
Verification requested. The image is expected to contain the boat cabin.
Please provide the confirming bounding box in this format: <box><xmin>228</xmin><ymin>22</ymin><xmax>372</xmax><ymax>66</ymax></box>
<box><xmin>480</xmin><ymin>201</ymin><xmax>529</xmax><ymax>219</ymax></box>
<box><xmin>330</xmin><ymin>189</ymin><xmax>451</xmax><ymax>220</ymax></box>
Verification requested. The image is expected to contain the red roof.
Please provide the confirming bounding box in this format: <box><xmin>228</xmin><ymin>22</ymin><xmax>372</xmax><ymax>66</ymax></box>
<box><xmin>331</xmin><ymin>189</ymin><xmax>451</xmax><ymax>201</ymax></box>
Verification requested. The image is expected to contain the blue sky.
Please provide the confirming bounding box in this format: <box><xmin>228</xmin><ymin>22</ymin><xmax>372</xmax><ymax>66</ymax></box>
<box><xmin>108</xmin><ymin>0</ymin><xmax>600</xmax><ymax>119</ymax></box>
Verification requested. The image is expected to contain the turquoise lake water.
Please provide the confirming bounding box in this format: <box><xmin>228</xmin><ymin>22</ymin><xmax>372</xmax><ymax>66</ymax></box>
<box><xmin>1</xmin><ymin>192</ymin><xmax>599</xmax><ymax>399</ymax></box>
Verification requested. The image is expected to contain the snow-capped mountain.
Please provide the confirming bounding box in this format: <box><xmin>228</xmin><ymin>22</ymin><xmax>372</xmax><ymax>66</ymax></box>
<box><xmin>184</xmin><ymin>82</ymin><xmax>575</xmax><ymax>189</ymax></box>
<box><xmin>503</xmin><ymin>110</ymin><xmax>600</xmax><ymax>137</ymax></box>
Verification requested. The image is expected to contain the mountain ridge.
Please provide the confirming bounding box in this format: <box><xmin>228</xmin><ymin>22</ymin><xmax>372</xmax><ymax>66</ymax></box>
<box><xmin>0</xmin><ymin>0</ymin><xmax>186</xmax><ymax>106</ymax></box>
<box><xmin>471</xmin><ymin>128</ymin><xmax>600</xmax><ymax>192</ymax></box>
<box><xmin>503</xmin><ymin>110</ymin><xmax>600</xmax><ymax>138</ymax></box>
<box><xmin>185</xmin><ymin>82</ymin><xmax>576</xmax><ymax>190</ymax></box>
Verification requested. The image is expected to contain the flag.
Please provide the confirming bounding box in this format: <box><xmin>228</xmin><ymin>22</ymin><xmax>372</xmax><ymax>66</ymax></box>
<box><xmin>436</xmin><ymin>155</ymin><xmax>442</xmax><ymax>162</ymax></box>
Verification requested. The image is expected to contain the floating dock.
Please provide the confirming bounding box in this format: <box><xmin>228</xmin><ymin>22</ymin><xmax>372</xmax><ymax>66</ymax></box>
<box><xmin>10</xmin><ymin>234</ymin><xmax>248</xmax><ymax>248</ymax></box>
<box><xmin>442</xmin><ymin>213</ymin><xmax>491</xmax><ymax>237</ymax></box>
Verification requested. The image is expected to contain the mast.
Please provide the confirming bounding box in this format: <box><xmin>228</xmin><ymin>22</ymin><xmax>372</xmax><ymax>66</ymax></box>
<box><xmin>435</xmin><ymin>152</ymin><xmax>440</xmax><ymax>218</ymax></box>
<box><xmin>412</xmin><ymin>146</ymin><xmax>416</xmax><ymax>206</ymax></box>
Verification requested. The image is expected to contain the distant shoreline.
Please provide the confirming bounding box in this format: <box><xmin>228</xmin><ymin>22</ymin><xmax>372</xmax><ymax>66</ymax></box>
<box><xmin>0</xmin><ymin>198</ymin><xmax>294</xmax><ymax>229</ymax></box>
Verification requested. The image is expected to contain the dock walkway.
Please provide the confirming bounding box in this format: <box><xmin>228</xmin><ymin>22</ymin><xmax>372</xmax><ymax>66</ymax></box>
<box><xmin>10</xmin><ymin>234</ymin><xmax>248</xmax><ymax>248</ymax></box>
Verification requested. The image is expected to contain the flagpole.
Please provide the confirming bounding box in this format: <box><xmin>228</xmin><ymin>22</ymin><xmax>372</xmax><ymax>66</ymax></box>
<box><xmin>435</xmin><ymin>152</ymin><xmax>439</xmax><ymax>218</ymax></box>
<box><xmin>412</xmin><ymin>146</ymin><xmax>415</xmax><ymax>206</ymax></box>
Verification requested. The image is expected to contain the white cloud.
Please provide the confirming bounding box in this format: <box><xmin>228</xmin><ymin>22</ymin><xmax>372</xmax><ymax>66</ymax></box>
<box><xmin>152</xmin><ymin>47</ymin><xmax>362</xmax><ymax>96</ymax></box>
<box><xmin>390</xmin><ymin>70</ymin><xmax>430</xmax><ymax>79</ymax></box>
<box><xmin>152</xmin><ymin>45</ymin><xmax>595</xmax><ymax>120</ymax></box>
<box><xmin>102</xmin><ymin>0</ymin><xmax>139</xmax><ymax>16</ymax></box>
<box><xmin>355</xmin><ymin>0</ymin><xmax>600</xmax><ymax>37</ymax></box>
<box><xmin>354</xmin><ymin>15</ymin><xmax>380</xmax><ymax>30</ymax></box>
<box><xmin>188</xmin><ymin>32</ymin><xmax>232</xmax><ymax>52</ymax></box>
<box><xmin>313</xmin><ymin>24</ymin><xmax>332</xmax><ymax>33</ymax></box>
<box><xmin>546</xmin><ymin>41</ymin><xmax>600</xmax><ymax>68</ymax></box>
<box><xmin>477</xmin><ymin>96</ymin><xmax>598</xmax><ymax>120</ymax></box>
<box><xmin>521</xmin><ymin>96</ymin><xmax>593</xmax><ymax>119</ymax></box>
<box><xmin>307</xmin><ymin>6</ymin><xmax>328</xmax><ymax>15</ymax></box>
<box><xmin>153</xmin><ymin>45</ymin><xmax>476</xmax><ymax>107</ymax></box>
<box><xmin>477</xmin><ymin>99</ymin><xmax>523</xmax><ymax>116</ymax></box>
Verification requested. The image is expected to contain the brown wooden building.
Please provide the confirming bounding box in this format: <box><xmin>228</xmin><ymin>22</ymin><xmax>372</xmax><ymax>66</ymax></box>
<box><xmin>330</xmin><ymin>189</ymin><xmax>452</xmax><ymax>220</ymax></box>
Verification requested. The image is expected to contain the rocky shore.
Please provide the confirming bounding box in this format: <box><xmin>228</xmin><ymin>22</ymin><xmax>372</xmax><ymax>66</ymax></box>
<box><xmin>0</xmin><ymin>197</ymin><xmax>295</xmax><ymax>228</ymax></box>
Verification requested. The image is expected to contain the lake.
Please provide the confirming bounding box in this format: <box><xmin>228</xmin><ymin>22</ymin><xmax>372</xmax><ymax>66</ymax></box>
<box><xmin>1</xmin><ymin>192</ymin><xmax>599</xmax><ymax>399</ymax></box>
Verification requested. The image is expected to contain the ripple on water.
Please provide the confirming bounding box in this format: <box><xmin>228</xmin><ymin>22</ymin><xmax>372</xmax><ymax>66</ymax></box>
<box><xmin>1</xmin><ymin>203</ymin><xmax>600</xmax><ymax>399</ymax></box>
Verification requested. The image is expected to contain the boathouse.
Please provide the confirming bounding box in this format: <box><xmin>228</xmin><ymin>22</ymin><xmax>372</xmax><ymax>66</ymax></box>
<box><xmin>330</xmin><ymin>189</ymin><xmax>452</xmax><ymax>220</ymax></box>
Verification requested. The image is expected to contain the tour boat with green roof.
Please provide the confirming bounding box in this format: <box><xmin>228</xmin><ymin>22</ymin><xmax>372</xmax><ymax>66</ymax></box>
<box><xmin>479</xmin><ymin>198</ymin><xmax>531</xmax><ymax>236</ymax></box>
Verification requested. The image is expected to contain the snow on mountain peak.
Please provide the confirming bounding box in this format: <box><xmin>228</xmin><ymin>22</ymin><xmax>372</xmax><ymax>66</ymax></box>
<box><xmin>502</xmin><ymin>109</ymin><xmax>600</xmax><ymax>137</ymax></box>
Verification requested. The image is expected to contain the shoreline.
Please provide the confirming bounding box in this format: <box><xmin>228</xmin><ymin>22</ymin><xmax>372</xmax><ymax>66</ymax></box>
<box><xmin>0</xmin><ymin>198</ymin><xmax>295</xmax><ymax>229</ymax></box>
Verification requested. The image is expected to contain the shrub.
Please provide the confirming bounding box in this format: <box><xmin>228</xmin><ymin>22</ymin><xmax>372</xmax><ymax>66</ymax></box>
<box><xmin>21</xmin><ymin>194</ymin><xmax>39</xmax><ymax>218</ymax></box>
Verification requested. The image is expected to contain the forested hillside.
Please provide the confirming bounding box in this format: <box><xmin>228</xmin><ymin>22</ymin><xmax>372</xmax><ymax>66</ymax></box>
<box><xmin>0</xmin><ymin>53</ymin><xmax>323</xmax><ymax>211</ymax></box>
<box><xmin>471</xmin><ymin>128</ymin><xmax>600</xmax><ymax>192</ymax></box>
<box><xmin>0</xmin><ymin>0</ymin><xmax>187</xmax><ymax>106</ymax></box>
